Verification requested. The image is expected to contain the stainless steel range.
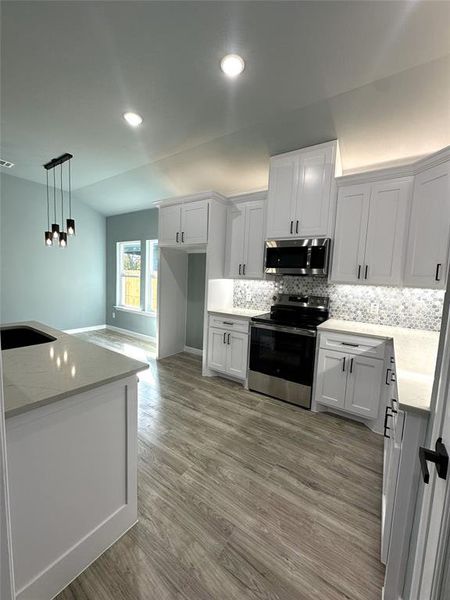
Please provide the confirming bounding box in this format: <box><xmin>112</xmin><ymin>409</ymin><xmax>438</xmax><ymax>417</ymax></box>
<box><xmin>248</xmin><ymin>294</ymin><xmax>329</xmax><ymax>409</ymax></box>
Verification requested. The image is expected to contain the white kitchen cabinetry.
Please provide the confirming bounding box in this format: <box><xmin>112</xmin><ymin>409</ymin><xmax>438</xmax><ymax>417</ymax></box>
<box><xmin>404</xmin><ymin>160</ymin><xmax>450</xmax><ymax>289</ymax></box>
<box><xmin>331</xmin><ymin>177</ymin><xmax>411</xmax><ymax>285</ymax></box>
<box><xmin>207</xmin><ymin>316</ymin><xmax>249</xmax><ymax>380</ymax></box>
<box><xmin>315</xmin><ymin>332</ymin><xmax>386</xmax><ymax>420</ymax></box>
<box><xmin>225</xmin><ymin>198</ymin><xmax>265</xmax><ymax>278</ymax></box>
<box><xmin>159</xmin><ymin>199</ymin><xmax>208</xmax><ymax>247</ymax></box>
<box><xmin>266</xmin><ymin>140</ymin><xmax>340</xmax><ymax>239</ymax></box>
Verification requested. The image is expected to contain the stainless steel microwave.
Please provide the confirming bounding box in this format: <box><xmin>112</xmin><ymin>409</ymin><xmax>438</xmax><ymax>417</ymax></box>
<box><xmin>264</xmin><ymin>238</ymin><xmax>331</xmax><ymax>276</ymax></box>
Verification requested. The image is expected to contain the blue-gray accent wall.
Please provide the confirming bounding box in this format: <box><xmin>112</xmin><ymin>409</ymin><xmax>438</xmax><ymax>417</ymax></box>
<box><xmin>186</xmin><ymin>253</ymin><xmax>206</xmax><ymax>350</ymax></box>
<box><xmin>0</xmin><ymin>173</ymin><xmax>106</xmax><ymax>330</ymax></box>
<box><xmin>106</xmin><ymin>208</ymin><xmax>158</xmax><ymax>337</ymax></box>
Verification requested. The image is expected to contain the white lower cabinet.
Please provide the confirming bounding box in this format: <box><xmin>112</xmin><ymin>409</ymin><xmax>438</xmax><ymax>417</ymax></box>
<box><xmin>207</xmin><ymin>316</ymin><xmax>249</xmax><ymax>380</ymax></box>
<box><xmin>315</xmin><ymin>333</ymin><xmax>385</xmax><ymax>420</ymax></box>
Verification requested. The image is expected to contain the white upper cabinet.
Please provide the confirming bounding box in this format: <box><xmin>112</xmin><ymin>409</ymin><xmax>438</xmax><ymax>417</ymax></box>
<box><xmin>226</xmin><ymin>198</ymin><xmax>265</xmax><ymax>279</ymax></box>
<box><xmin>331</xmin><ymin>178</ymin><xmax>411</xmax><ymax>286</ymax></box>
<box><xmin>158</xmin><ymin>199</ymin><xmax>209</xmax><ymax>247</ymax></box>
<box><xmin>404</xmin><ymin>161</ymin><xmax>450</xmax><ymax>289</ymax></box>
<box><xmin>159</xmin><ymin>204</ymin><xmax>181</xmax><ymax>246</ymax></box>
<box><xmin>266</xmin><ymin>141</ymin><xmax>340</xmax><ymax>240</ymax></box>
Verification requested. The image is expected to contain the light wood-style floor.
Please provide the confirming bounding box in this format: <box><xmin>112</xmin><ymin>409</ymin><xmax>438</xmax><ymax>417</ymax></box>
<box><xmin>57</xmin><ymin>329</ymin><xmax>385</xmax><ymax>600</ymax></box>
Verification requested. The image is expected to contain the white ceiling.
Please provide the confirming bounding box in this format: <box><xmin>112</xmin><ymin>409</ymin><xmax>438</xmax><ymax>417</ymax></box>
<box><xmin>1</xmin><ymin>0</ymin><xmax>450</xmax><ymax>215</ymax></box>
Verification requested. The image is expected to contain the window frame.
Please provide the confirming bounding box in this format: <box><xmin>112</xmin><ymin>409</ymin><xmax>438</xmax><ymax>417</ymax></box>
<box><xmin>115</xmin><ymin>239</ymin><xmax>158</xmax><ymax>316</ymax></box>
<box><xmin>144</xmin><ymin>239</ymin><xmax>158</xmax><ymax>315</ymax></box>
<box><xmin>116</xmin><ymin>240</ymin><xmax>142</xmax><ymax>311</ymax></box>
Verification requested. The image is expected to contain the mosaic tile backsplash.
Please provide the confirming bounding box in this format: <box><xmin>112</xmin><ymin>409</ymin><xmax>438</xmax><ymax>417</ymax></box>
<box><xmin>233</xmin><ymin>278</ymin><xmax>445</xmax><ymax>331</ymax></box>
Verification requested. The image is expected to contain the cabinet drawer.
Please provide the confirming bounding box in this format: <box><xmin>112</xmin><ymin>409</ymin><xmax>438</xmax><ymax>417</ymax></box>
<box><xmin>319</xmin><ymin>331</ymin><xmax>386</xmax><ymax>359</ymax></box>
<box><xmin>208</xmin><ymin>315</ymin><xmax>249</xmax><ymax>333</ymax></box>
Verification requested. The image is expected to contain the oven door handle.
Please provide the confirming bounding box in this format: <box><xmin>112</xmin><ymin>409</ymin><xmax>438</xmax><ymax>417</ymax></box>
<box><xmin>251</xmin><ymin>322</ymin><xmax>316</xmax><ymax>337</ymax></box>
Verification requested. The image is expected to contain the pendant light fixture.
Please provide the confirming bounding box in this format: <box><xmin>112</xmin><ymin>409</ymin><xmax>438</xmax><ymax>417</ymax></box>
<box><xmin>43</xmin><ymin>153</ymin><xmax>74</xmax><ymax>248</ymax></box>
<box><xmin>44</xmin><ymin>170</ymin><xmax>52</xmax><ymax>246</ymax></box>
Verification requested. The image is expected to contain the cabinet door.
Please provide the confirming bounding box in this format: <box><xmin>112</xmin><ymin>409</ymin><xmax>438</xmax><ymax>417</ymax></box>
<box><xmin>330</xmin><ymin>184</ymin><xmax>370</xmax><ymax>283</ymax></box>
<box><xmin>404</xmin><ymin>162</ymin><xmax>450</xmax><ymax>289</ymax></box>
<box><xmin>181</xmin><ymin>200</ymin><xmax>208</xmax><ymax>245</ymax></box>
<box><xmin>315</xmin><ymin>349</ymin><xmax>348</xmax><ymax>410</ymax></box>
<box><xmin>266</xmin><ymin>155</ymin><xmax>298</xmax><ymax>239</ymax></box>
<box><xmin>207</xmin><ymin>328</ymin><xmax>227</xmax><ymax>373</ymax></box>
<box><xmin>296</xmin><ymin>146</ymin><xmax>333</xmax><ymax>237</ymax></box>
<box><xmin>243</xmin><ymin>201</ymin><xmax>265</xmax><ymax>278</ymax></box>
<box><xmin>345</xmin><ymin>355</ymin><xmax>384</xmax><ymax>419</ymax></box>
<box><xmin>225</xmin><ymin>205</ymin><xmax>245</xmax><ymax>278</ymax></box>
<box><xmin>226</xmin><ymin>331</ymin><xmax>248</xmax><ymax>380</ymax></box>
<box><xmin>363</xmin><ymin>178</ymin><xmax>411</xmax><ymax>285</ymax></box>
<box><xmin>159</xmin><ymin>205</ymin><xmax>181</xmax><ymax>246</ymax></box>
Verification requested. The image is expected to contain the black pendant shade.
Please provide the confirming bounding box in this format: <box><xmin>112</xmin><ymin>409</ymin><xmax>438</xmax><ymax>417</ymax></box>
<box><xmin>43</xmin><ymin>153</ymin><xmax>75</xmax><ymax>248</ymax></box>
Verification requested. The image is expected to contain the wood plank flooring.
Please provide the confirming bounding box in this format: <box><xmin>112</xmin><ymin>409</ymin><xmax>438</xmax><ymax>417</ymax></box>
<box><xmin>57</xmin><ymin>330</ymin><xmax>384</xmax><ymax>600</ymax></box>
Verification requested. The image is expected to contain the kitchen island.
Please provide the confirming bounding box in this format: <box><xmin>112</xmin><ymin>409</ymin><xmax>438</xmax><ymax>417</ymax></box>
<box><xmin>2</xmin><ymin>322</ymin><xmax>147</xmax><ymax>600</ymax></box>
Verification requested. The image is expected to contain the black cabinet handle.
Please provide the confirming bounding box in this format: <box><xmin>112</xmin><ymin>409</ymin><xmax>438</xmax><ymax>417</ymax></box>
<box><xmin>243</xmin><ymin>264</ymin><xmax>246</xmax><ymax>276</ymax></box>
<box><xmin>239</xmin><ymin>264</ymin><xmax>241</xmax><ymax>275</ymax></box>
<box><xmin>176</xmin><ymin>232</ymin><xmax>179</xmax><ymax>243</ymax></box>
<box><xmin>290</xmin><ymin>220</ymin><xmax>293</xmax><ymax>234</ymax></box>
<box><xmin>227</xmin><ymin>333</ymin><xmax>231</xmax><ymax>345</ymax></box>
<box><xmin>435</xmin><ymin>263</ymin><xmax>442</xmax><ymax>282</ymax></box>
<box><xmin>296</xmin><ymin>220</ymin><xmax>299</xmax><ymax>234</ymax></box>
<box><xmin>342</xmin><ymin>357</ymin><xmax>346</xmax><ymax>372</ymax></box>
<box><xmin>419</xmin><ymin>438</ymin><xmax>448</xmax><ymax>484</ymax></box>
<box><xmin>385</xmin><ymin>368</ymin><xmax>391</xmax><ymax>385</ymax></box>
<box><xmin>357</xmin><ymin>265</ymin><xmax>361</xmax><ymax>279</ymax></box>
<box><xmin>350</xmin><ymin>358</ymin><xmax>354</xmax><ymax>373</ymax></box>
<box><xmin>181</xmin><ymin>231</ymin><xmax>185</xmax><ymax>243</ymax></box>
<box><xmin>223</xmin><ymin>332</ymin><xmax>227</xmax><ymax>344</ymax></box>
<box><xmin>222</xmin><ymin>321</ymin><xmax>233</xmax><ymax>325</ymax></box>
<box><xmin>342</xmin><ymin>342</ymin><xmax>359</xmax><ymax>347</ymax></box>
<box><xmin>365</xmin><ymin>265</ymin><xmax>369</xmax><ymax>280</ymax></box>
<box><xmin>383</xmin><ymin>406</ymin><xmax>393</xmax><ymax>438</ymax></box>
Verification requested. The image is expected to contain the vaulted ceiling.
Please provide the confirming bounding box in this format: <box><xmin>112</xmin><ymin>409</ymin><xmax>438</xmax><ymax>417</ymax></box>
<box><xmin>2</xmin><ymin>1</ymin><xmax>449</xmax><ymax>215</ymax></box>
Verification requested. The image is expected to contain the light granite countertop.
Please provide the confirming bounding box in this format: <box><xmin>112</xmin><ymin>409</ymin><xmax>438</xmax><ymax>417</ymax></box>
<box><xmin>318</xmin><ymin>319</ymin><xmax>440</xmax><ymax>414</ymax></box>
<box><xmin>208</xmin><ymin>307</ymin><xmax>267</xmax><ymax>320</ymax></box>
<box><xmin>2</xmin><ymin>321</ymin><xmax>148</xmax><ymax>418</ymax></box>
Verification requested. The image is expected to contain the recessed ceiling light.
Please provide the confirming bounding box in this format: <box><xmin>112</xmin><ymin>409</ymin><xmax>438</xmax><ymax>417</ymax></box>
<box><xmin>123</xmin><ymin>112</ymin><xmax>143</xmax><ymax>127</ymax></box>
<box><xmin>220</xmin><ymin>54</ymin><xmax>245</xmax><ymax>78</ymax></box>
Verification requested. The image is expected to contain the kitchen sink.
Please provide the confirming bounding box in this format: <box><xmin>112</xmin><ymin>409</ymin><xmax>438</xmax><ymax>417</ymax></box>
<box><xmin>0</xmin><ymin>326</ymin><xmax>56</xmax><ymax>350</ymax></box>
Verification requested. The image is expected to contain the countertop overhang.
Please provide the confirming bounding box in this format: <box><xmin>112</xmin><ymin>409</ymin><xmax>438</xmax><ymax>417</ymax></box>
<box><xmin>2</xmin><ymin>321</ymin><xmax>148</xmax><ymax>418</ymax></box>
<box><xmin>318</xmin><ymin>319</ymin><xmax>440</xmax><ymax>414</ymax></box>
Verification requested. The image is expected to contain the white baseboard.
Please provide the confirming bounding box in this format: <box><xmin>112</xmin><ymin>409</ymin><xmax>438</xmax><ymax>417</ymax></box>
<box><xmin>184</xmin><ymin>345</ymin><xmax>203</xmax><ymax>356</ymax></box>
<box><xmin>106</xmin><ymin>324</ymin><xmax>157</xmax><ymax>344</ymax></box>
<box><xmin>64</xmin><ymin>325</ymin><xmax>106</xmax><ymax>334</ymax></box>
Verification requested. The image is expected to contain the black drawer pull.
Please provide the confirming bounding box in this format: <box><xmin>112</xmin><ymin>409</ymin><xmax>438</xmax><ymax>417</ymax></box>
<box><xmin>342</xmin><ymin>342</ymin><xmax>359</xmax><ymax>347</ymax></box>
<box><xmin>222</xmin><ymin>321</ymin><xmax>234</xmax><ymax>325</ymax></box>
<box><xmin>419</xmin><ymin>438</ymin><xmax>448</xmax><ymax>484</ymax></box>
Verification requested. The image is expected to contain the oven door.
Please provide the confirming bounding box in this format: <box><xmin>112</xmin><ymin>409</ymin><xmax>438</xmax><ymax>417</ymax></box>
<box><xmin>249</xmin><ymin>323</ymin><xmax>316</xmax><ymax>403</ymax></box>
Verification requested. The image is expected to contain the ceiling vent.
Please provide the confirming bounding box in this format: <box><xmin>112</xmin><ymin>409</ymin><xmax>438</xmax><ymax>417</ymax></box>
<box><xmin>0</xmin><ymin>159</ymin><xmax>14</xmax><ymax>168</ymax></box>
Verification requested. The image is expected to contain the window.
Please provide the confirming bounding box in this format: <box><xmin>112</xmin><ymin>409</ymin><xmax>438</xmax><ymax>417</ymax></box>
<box><xmin>117</xmin><ymin>241</ymin><xmax>141</xmax><ymax>309</ymax></box>
<box><xmin>116</xmin><ymin>240</ymin><xmax>158</xmax><ymax>314</ymax></box>
<box><xmin>146</xmin><ymin>240</ymin><xmax>158</xmax><ymax>313</ymax></box>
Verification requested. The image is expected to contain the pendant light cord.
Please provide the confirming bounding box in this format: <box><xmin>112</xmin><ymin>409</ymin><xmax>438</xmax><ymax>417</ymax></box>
<box><xmin>53</xmin><ymin>168</ymin><xmax>57</xmax><ymax>223</ymax></box>
<box><xmin>68</xmin><ymin>159</ymin><xmax>72</xmax><ymax>219</ymax></box>
<box><xmin>46</xmin><ymin>170</ymin><xmax>50</xmax><ymax>229</ymax></box>
<box><xmin>60</xmin><ymin>163</ymin><xmax>64</xmax><ymax>226</ymax></box>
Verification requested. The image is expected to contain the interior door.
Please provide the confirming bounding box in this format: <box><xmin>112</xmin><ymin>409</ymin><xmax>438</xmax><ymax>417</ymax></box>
<box><xmin>404</xmin><ymin>162</ymin><xmax>450</xmax><ymax>289</ymax></box>
<box><xmin>181</xmin><ymin>200</ymin><xmax>208</xmax><ymax>245</ymax></box>
<box><xmin>159</xmin><ymin>205</ymin><xmax>181</xmax><ymax>247</ymax></box>
<box><xmin>226</xmin><ymin>205</ymin><xmax>245</xmax><ymax>278</ymax></box>
<box><xmin>243</xmin><ymin>202</ymin><xmax>265</xmax><ymax>278</ymax></box>
<box><xmin>316</xmin><ymin>349</ymin><xmax>348</xmax><ymax>410</ymax></box>
<box><xmin>364</xmin><ymin>178</ymin><xmax>411</xmax><ymax>285</ymax></box>
<box><xmin>266</xmin><ymin>155</ymin><xmax>298</xmax><ymax>239</ymax></box>
<box><xmin>226</xmin><ymin>331</ymin><xmax>248</xmax><ymax>380</ymax></box>
<box><xmin>207</xmin><ymin>328</ymin><xmax>227</xmax><ymax>373</ymax></box>
<box><xmin>345</xmin><ymin>355</ymin><xmax>384</xmax><ymax>418</ymax></box>
<box><xmin>296</xmin><ymin>146</ymin><xmax>333</xmax><ymax>237</ymax></box>
<box><xmin>330</xmin><ymin>184</ymin><xmax>370</xmax><ymax>283</ymax></box>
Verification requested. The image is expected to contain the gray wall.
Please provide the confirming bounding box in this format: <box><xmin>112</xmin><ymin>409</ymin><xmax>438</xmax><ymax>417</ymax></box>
<box><xmin>106</xmin><ymin>208</ymin><xmax>158</xmax><ymax>337</ymax></box>
<box><xmin>0</xmin><ymin>173</ymin><xmax>106</xmax><ymax>330</ymax></box>
<box><xmin>186</xmin><ymin>253</ymin><xmax>206</xmax><ymax>350</ymax></box>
